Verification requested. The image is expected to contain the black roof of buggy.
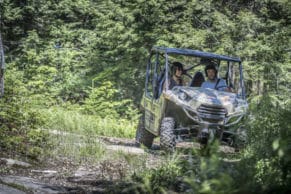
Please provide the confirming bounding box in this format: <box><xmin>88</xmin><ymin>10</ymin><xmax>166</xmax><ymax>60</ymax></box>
<box><xmin>152</xmin><ymin>46</ymin><xmax>241</xmax><ymax>63</ymax></box>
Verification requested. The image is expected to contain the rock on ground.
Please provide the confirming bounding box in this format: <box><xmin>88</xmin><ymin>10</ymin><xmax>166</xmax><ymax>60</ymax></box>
<box><xmin>0</xmin><ymin>176</ymin><xmax>84</xmax><ymax>194</ymax></box>
<box><xmin>0</xmin><ymin>183</ymin><xmax>26</xmax><ymax>194</ymax></box>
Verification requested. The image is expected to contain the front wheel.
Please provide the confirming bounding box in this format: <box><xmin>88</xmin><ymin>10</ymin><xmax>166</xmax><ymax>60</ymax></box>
<box><xmin>160</xmin><ymin>117</ymin><xmax>176</xmax><ymax>152</ymax></box>
<box><xmin>233</xmin><ymin>127</ymin><xmax>247</xmax><ymax>151</ymax></box>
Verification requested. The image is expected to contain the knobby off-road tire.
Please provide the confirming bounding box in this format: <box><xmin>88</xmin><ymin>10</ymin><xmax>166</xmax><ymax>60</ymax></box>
<box><xmin>160</xmin><ymin>117</ymin><xmax>176</xmax><ymax>152</ymax></box>
<box><xmin>135</xmin><ymin>115</ymin><xmax>155</xmax><ymax>149</ymax></box>
<box><xmin>233</xmin><ymin>127</ymin><xmax>247</xmax><ymax>152</ymax></box>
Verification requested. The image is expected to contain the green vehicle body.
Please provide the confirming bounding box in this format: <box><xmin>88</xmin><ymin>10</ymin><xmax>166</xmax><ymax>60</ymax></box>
<box><xmin>136</xmin><ymin>46</ymin><xmax>248</xmax><ymax>151</ymax></box>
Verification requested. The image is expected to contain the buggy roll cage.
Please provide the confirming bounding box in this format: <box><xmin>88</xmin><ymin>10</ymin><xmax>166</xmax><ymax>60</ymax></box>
<box><xmin>151</xmin><ymin>46</ymin><xmax>241</xmax><ymax>62</ymax></box>
<box><xmin>146</xmin><ymin>46</ymin><xmax>246</xmax><ymax>99</ymax></box>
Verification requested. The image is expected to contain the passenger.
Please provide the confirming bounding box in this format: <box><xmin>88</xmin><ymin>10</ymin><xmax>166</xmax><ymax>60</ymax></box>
<box><xmin>167</xmin><ymin>62</ymin><xmax>184</xmax><ymax>89</ymax></box>
<box><xmin>190</xmin><ymin>71</ymin><xmax>205</xmax><ymax>87</ymax></box>
<box><xmin>201</xmin><ymin>62</ymin><xmax>230</xmax><ymax>92</ymax></box>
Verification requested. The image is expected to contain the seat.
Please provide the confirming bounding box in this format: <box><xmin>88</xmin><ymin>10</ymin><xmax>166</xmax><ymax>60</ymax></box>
<box><xmin>189</xmin><ymin>72</ymin><xmax>205</xmax><ymax>87</ymax></box>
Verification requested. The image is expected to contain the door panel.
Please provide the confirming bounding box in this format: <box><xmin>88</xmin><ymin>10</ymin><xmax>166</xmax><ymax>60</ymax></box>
<box><xmin>143</xmin><ymin>51</ymin><xmax>167</xmax><ymax>136</ymax></box>
<box><xmin>143</xmin><ymin>95</ymin><xmax>166</xmax><ymax>136</ymax></box>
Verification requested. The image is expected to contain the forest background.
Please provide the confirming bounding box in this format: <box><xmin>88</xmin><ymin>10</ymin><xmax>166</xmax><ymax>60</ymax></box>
<box><xmin>0</xmin><ymin>0</ymin><xmax>290</xmax><ymax>193</ymax></box>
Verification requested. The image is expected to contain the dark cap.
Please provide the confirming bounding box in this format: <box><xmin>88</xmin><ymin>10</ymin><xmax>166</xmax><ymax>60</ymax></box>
<box><xmin>203</xmin><ymin>60</ymin><xmax>218</xmax><ymax>76</ymax></box>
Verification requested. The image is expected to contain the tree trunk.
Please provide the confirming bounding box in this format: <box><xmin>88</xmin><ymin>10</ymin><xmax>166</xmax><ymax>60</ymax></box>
<box><xmin>0</xmin><ymin>32</ymin><xmax>5</xmax><ymax>97</ymax></box>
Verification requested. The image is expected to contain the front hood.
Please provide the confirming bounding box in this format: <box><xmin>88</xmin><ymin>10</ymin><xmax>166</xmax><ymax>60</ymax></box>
<box><xmin>164</xmin><ymin>86</ymin><xmax>247</xmax><ymax>115</ymax></box>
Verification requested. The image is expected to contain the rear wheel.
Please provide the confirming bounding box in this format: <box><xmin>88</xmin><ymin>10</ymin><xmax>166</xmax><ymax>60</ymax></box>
<box><xmin>160</xmin><ymin>117</ymin><xmax>176</xmax><ymax>152</ymax></box>
<box><xmin>135</xmin><ymin>114</ymin><xmax>155</xmax><ymax>148</ymax></box>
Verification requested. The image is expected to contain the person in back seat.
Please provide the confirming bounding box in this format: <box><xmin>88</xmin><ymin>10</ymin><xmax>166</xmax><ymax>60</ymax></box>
<box><xmin>190</xmin><ymin>71</ymin><xmax>205</xmax><ymax>87</ymax></box>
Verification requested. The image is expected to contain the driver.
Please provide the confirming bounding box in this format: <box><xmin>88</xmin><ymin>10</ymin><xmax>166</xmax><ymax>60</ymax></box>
<box><xmin>201</xmin><ymin>62</ymin><xmax>229</xmax><ymax>91</ymax></box>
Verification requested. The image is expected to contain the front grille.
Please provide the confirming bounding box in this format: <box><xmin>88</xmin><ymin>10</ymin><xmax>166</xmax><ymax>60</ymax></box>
<box><xmin>198</xmin><ymin>104</ymin><xmax>227</xmax><ymax>123</ymax></box>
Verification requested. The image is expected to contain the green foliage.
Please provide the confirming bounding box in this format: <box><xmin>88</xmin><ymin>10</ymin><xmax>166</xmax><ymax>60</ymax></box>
<box><xmin>26</xmin><ymin>129</ymin><xmax>51</xmax><ymax>159</ymax></box>
<box><xmin>0</xmin><ymin>68</ymin><xmax>50</xmax><ymax>158</ymax></box>
<box><xmin>133</xmin><ymin>154</ymin><xmax>183</xmax><ymax>193</ymax></box>
<box><xmin>83</xmin><ymin>81</ymin><xmax>139</xmax><ymax>120</ymax></box>
<box><xmin>133</xmin><ymin>144</ymin><xmax>237</xmax><ymax>194</ymax></box>
<box><xmin>44</xmin><ymin>107</ymin><xmax>136</xmax><ymax>138</ymax></box>
<box><xmin>254</xmin><ymin>158</ymin><xmax>283</xmax><ymax>188</ymax></box>
<box><xmin>1</xmin><ymin>1</ymin><xmax>290</xmax><ymax>193</ymax></box>
<box><xmin>47</xmin><ymin>128</ymin><xmax>107</xmax><ymax>162</ymax></box>
<box><xmin>243</xmin><ymin>96</ymin><xmax>291</xmax><ymax>192</ymax></box>
<box><xmin>182</xmin><ymin>143</ymin><xmax>237</xmax><ymax>194</ymax></box>
<box><xmin>3</xmin><ymin>0</ymin><xmax>290</xmax><ymax>104</ymax></box>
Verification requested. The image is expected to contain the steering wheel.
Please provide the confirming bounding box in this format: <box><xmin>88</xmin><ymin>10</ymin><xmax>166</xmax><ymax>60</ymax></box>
<box><xmin>216</xmin><ymin>85</ymin><xmax>228</xmax><ymax>89</ymax></box>
<box><xmin>216</xmin><ymin>85</ymin><xmax>235</xmax><ymax>92</ymax></box>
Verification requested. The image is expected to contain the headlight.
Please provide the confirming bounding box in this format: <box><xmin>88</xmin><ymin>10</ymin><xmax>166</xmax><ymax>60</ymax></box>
<box><xmin>178</xmin><ymin>92</ymin><xmax>188</xmax><ymax>101</ymax></box>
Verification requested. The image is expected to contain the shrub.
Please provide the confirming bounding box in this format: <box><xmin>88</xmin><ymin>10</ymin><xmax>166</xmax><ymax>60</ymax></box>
<box><xmin>241</xmin><ymin>95</ymin><xmax>291</xmax><ymax>193</ymax></box>
<box><xmin>83</xmin><ymin>81</ymin><xmax>139</xmax><ymax>120</ymax></box>
<box><xmin>0</xmin><ymin>69</ymin><xmax>50</xmax><ymax>157</ymax></box>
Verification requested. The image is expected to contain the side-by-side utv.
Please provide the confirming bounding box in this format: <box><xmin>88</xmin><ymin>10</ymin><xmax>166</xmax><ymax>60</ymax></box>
<box><xmin>136</xmin><ymin>46</ymin><xmax>248</xmax><ymax>151</ymax></box>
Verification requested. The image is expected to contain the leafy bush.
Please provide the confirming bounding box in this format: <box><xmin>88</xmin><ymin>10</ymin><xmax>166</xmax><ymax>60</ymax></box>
<box><xmin>132</xmin><ymin>153</ymin><xmax>183</xmax><ymax>193</ymax></box>
<box><xmin>0</xmin><ymin>69</ymin><xmax>50</xmax><ymax>158</ymax></box>
<box><xmin>83</xmin><ymin>81</ymin><xmax>139</xmax><ymax>120</ymax></box>
<box><xmin>243</xmin><ymin>96</ymin><xmax>291</xmax><ymax>193</ymax></box>
<box><xmin>132</xmin><ymin>145</ymin><xmax>237</xmax><ymax>194</ymax></box>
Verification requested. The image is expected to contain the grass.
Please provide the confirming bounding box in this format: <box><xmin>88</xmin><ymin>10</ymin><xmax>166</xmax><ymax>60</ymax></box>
<box><xmin>37</xmin><ymin>107</ymin><xmax>138</xmax><ymax>162</ymax></box>
<box><xmin>48</xmin><ymin>132</ymin><xmax>106</xmax><ymax>162</ymax></box>
<box><xmin>43</xmin><ymin>107</ymin><xmax>137</xmax><ymax>138</ymax></box>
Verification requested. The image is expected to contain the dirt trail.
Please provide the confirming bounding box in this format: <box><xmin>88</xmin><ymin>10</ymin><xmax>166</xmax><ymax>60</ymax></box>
<box><xmin>0</xmin><ymin>136</ymin><xmax>163</xmax><ymax>193</ymax></box>
<box><xmin>0</xmin><ymin>135</ymin><xmax>236</xmax><ymax>193</ymax></box>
